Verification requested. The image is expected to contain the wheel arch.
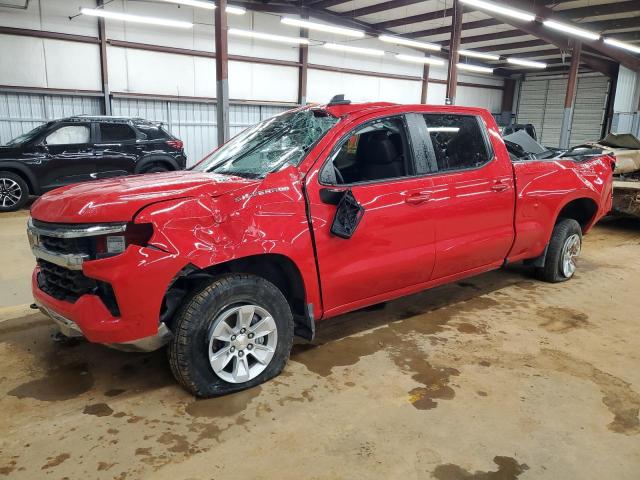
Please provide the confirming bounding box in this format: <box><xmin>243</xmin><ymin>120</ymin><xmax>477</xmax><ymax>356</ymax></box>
<box><xmin>134</xmin><ymin>155</ymin><xmax>180</xmax><ymax>174</ymax></box>
<box><xmin>554</xmin><ymin>197</ymin><xmax>599</xmax><ymax>232</ymax></box>
<box><xmin>160</xmin><ymin>253</ymin><xmax>314</xmax><ymax>340</ymax></box>
<box><xmin>0</xmin><ymin>163</ymin><xmax>40</xmax><ymax>195</ymax></box>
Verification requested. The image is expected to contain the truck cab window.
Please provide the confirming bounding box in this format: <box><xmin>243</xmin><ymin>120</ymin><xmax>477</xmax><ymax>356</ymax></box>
<box><xmin>45</xmin><ymin>125</ymin><xmax>90</xmax><ymax>145</ymax></box>
<box><xmin>423</xmin><ymin>114</ymin><xmax>491</xmax><ymax>172</ymax></box>
<box><xmin>326</xmin><ymin>117</ymin><xmax>411</xmax><ymax>184</ymax></box>
<box><xmin>100</xmin><ymin>123</ymin><xmax>137</xmax><ymax>142</ymax></box>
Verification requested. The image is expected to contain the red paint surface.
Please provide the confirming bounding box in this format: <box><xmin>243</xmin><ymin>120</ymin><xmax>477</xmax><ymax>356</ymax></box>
<box><xmin>30</xmin><ymin>103</ymin><xmax>614</xmax><ymax>344</ymax></box>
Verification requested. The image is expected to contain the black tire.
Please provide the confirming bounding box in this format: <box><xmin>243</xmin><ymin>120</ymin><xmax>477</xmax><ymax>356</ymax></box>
<box><xmin>0</xmin><ymin>171</ymin><xmax>29</xmax><ymax>212</ymax></box>
<box><xmin>141</xmin><ymin>163</ymin><xmax>170</xmax><ymax>174</ymax></box>
<box><xmin>536</xmin><ymin>218</ymin><xmax>582</xmax><ymax>283</ymax></box>
<box><xmin>168</xmin><ymin>274</ymin><xmax>294</xmax><ymax>397</ymax></box>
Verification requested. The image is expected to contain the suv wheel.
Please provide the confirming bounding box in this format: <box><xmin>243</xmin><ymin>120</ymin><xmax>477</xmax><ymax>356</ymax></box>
<box><xmin>0</xmin><ymin>171</ymin><xmax>29</xmax><ymax>212</ymax></box>
<box><xmin>142</xmin><ymin>163</ymin><xmax>170</xmax><ymax>174</ymax></box>
<box><xmin>168</xmin><ymin>274</ymin><xmax>294</xmax><ymax>397</ymax></box>
<box><xmin>536</xmin><ymin>218</ymin><xmax>582</xmax><ymax>283</ymax></box>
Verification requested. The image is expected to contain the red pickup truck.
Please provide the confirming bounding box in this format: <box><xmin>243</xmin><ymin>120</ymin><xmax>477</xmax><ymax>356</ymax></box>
<box><xmin>27</xmin><ymin>101</ymin><xmax>614</xmax><ymax>397</ymax></box>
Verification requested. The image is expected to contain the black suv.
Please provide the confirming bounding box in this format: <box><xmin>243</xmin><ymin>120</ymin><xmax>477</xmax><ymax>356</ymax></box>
<box><xmin>0</xmin><ymin>116</ymin><xmax>187</xmax><ymax>211</ymax></box>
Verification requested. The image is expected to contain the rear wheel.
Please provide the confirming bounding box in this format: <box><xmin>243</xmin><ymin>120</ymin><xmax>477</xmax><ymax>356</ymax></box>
<box><xmin>536</xmin><ymin>218</ymin><xmax>582</xmax><ymax>283</ymax></box>
<box><xmin>168</xmin><ymin>274</ymin><xmax>294</xmax><ymax>397</ymax></box>
<box><xmin>0</xmin><ymin>171</ymin><xmax>29</xmax><ymax>212</ymax></box>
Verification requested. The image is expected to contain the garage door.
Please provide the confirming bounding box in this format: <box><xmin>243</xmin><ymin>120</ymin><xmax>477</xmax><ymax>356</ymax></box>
<box><xmin>0</xmin><ymin>91</ymin><xmax>102</xmax><ymax>145</ymax></box>
<box><xmin>113</xmin><ymin>98</ymin><xmax>290</xmax><ymax>166</ymax></box>
<box><xmin>516</xmin><ymin>74</ymin><xmax>609</xmax><ymax>148</ymax></box>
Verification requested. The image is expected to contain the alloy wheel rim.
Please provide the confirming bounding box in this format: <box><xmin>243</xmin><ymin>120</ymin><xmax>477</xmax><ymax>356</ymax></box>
<box><xmin>561</xmin><ymin>233</ymin><xmax>581</xmax><ymax>278</ymax></box>
<box><xmin>208</xmin><ymin>304</ymin><xmax>278</xmax><ymax>384</ymax></box>
<box><xmin>0</xmin><ymin>178</ymin><xmax>22</xmax><ymax>208</ymax></box>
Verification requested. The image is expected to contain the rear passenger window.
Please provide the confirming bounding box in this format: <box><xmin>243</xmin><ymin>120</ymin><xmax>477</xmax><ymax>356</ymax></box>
<box><xmin>100</xmin><ymin>123</ymin><xmax>137</xmax><ymax>142</ymax></box>
<box><xmin>134</xmin><ymin>122</ymin><xmax>169</xmax><ymax>140</ymax></box>
<box><xmin>323</xmin><ymin>117</ymin><xmax>412</xmax><ymax>185</ymax></box>
<box><xmin>423</xmin><ymin>114</ymin><xmax>491</xmax><ymax>172</ymax></box>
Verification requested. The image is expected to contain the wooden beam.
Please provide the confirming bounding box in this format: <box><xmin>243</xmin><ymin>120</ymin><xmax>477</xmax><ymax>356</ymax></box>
<box><xmin>507</xmin><ymin>0</ymin><xmax>640</xmax><ymax>72</ymax></box>
<box><xmin>564</xmin><ymin>42</ymin><xmax>581</xmax><ymax>109</ymax></box>
<box><xmin>375</xmin><ymin>0</ymin><xmax>562</xmax><ymax>30</ymax></box>
<box><xmin>96</xmin><ymin>0</ymin><xmax>111</xmax><ymax>115</ymax></box>
<box><xmin>407</xmin><ymin>18</ymin><xmax>499</xmax><ymax>39</ymax></box>
<box><xmin>215</xmin><ymin>0</ymin><xmax>230</xmax><ymax>144</ymax></box>
<box><xmin>298</xmin><ymin>11</ymin><xmax>309</xmax><ymax>105</ymax></box>
<box><xmin>446</xmin><ymin>0</ymin><xmax>463</xmax><ymax>105</ymax></box>
<box><xmin>421</xmin><ymin>57</ymin><xmax>430</xmax><ymax>104</ymax></box>
<box><xmin>347</xmin><ymin>0</ymin><xmax>424</xmax><ymax>18</ymax></box>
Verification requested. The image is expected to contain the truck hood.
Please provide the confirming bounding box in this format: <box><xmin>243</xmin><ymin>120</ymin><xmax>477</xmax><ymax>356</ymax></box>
<box><xmin>31</xmin><ymin>171</ymin><xmax>259</xmax><ymax>223</ymax></box>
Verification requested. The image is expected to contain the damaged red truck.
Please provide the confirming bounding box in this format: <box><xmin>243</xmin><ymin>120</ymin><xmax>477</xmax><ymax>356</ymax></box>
<box><xmin>27</xmin><ymin>101</ymin><xmax>614</xmax><ymax>397</ymax></box>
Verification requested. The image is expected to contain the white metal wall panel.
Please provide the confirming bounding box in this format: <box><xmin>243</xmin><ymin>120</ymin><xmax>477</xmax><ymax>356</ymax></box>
<box><xmin>0</xmin><ymin>92</ymin><xmax>101</xmax><ymax>145</ymax></box>
<box><xmin>570</xmin><ymin>76</ymin><xmax>609</xmax><ymax>146</ymax></box>
<box><xmin>457</xmin><ymin>85</ymin><xmax>502</xmax><ymax>113</ymax></box>
<box><xmin>540</xmin><ymin>78</ymin><xmax>566</xmax><ymax>148</ymax></box>
<box><xmin>516</xmin><ymin>79</ymin><xmax>547</xmax><ymax>137</ymax></box>
<box><xmin>613</xmin><ymin>66</ymin><xmax>639</xmax><ymax>114</ymax></box>
<box><xmin>517</xmin><ymin>74</ymin><xmax>609</xmax><ymax>147</ymax></box>
<box><xmin>112</xmin><ymin>98</ymin><xmax>289</xmax><ymax>166</ymax></box>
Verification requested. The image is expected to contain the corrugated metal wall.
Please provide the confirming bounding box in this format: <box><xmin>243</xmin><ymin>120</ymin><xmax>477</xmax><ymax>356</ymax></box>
<box><xmin>517</xmin><ymin>74</ymin><xmax>609</xmax><ymax>148</ymax></box>
<box><xmin>112</xmin><ymin>98</ymin><xmax>290</xmax><ymax>165</ymax></box>
<box><xmin>0</xmin><ymin>92</ymin><xmax>291</xmax><ymax>167</ymax></box>
<box><xmin>0</xmin><ymin>92</ymin><xmax>102</xmax><ymax>144</ymax></box>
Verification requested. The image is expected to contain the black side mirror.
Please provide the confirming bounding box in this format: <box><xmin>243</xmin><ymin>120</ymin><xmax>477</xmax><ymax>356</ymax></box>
<box><xmin>330</xmin><ymin>190</ymin><xmax>364</xmax><ymax>239</ymax></box>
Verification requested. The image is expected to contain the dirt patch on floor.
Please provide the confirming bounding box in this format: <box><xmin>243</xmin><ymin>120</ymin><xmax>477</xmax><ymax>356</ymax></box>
<box><xmin>433</xmin><ymin>456</ymin><xmax>529</xmax><ymax>480</ymax></box>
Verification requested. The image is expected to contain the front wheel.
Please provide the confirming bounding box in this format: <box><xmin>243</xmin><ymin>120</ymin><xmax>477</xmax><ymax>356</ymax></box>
<box><xmin>168</xmin><ymin>274</ymin><xmax>294</xmax><ymax>397</ymax></box>
<box><xmin>536</xmin><ymin>218</ymin><xmax>582</xmax><ymax>283</ymax></box>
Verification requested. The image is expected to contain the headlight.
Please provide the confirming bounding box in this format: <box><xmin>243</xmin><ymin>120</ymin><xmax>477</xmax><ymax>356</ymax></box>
<box><xmin>95</xmin><ymin>223</ymin><xmax>153</xmax><ymax>258</ymax></box>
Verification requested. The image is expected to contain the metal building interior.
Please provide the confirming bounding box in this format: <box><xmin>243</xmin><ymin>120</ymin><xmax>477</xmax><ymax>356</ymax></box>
<box><xmin>0</xmin><ymin>1</ymin><xmax>639</xmax><ymax>479</ymax></box>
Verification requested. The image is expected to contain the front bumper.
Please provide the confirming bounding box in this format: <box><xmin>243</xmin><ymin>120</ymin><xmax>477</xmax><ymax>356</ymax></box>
<box><xmin>35</xmin><ymin>298</ymin><xmax>172</xmax><ymax>352</ymax></box>
<box><xmin>31</xmin><ymin>244</ymin><xmax>186</xmax><ymax>349</ymax></box>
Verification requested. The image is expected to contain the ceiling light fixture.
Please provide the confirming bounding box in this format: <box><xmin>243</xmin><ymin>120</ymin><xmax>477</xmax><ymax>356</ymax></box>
<box><xmin>458</xmin><ymin>49</ymin><xmax>500</xmax><ymax>61</ymax></box>
<box><xmin>457</xmin><ymin>63</ymin><xmax>494</xmax><ymax>74</ymax></box>
<box><xmin>229</xmin><ymin>28</ymin><xmax>310</xmax><ymax>45</ymax></box>
<box><xmin>225</xmin><ymin>5</ymin><xmax>247</xmax><ymax>15</ymax></box>
<box><xmin>507</xmin><ymin>57</ymin><xmax>547</xmax><ymax>68</ymax></box>
<box><xmin>542</xmin><ymin>20</ymin><xmax>600</xmax><ymax>41</ymax></box>
<box><xmin>395</xmin><ymin>54</ymin><xmax>445</xmax><ymax>66</ymax></box>
<box><xmin>379</xmin><ymin>35</ymin><xmax>441</xmax><ymax>51</ymax></box>
<box><xmin>323</xmin><ymin>42</ymin><xmax>385</xmax><ymax>56</ymax></box>
<box><xmin>281</xmin><ymin>17</ymin><xmax>364</xmax><ymax>38</ymax></box>
<box><xmin>158</xmin><ymin>1</ymin><xmax>246</xmax><ymax>14</ymax></box>
<box><xmin>80</xmin><ymin>8</ymin><xmax>193</xmax><ymax>28</ymax></box>
<box><xmin>459</xmin><ymin>0</ymin><xmax>535</xmax><ymax>22</ymax></box>
<box><xmin>604</xmin><ymin>37</ymin><xmax>640</xmax><ymax>55</ymax></box>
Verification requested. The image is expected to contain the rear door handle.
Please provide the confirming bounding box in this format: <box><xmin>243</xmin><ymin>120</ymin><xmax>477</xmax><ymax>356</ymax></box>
<box><xmin>405</xmin><ymin>192</ymin><xmax>431</xmax><ymax>204</ymax></box>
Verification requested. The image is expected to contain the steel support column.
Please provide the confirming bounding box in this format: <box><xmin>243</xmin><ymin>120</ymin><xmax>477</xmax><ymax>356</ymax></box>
<box><xmin>97</xmin><ymin>0</ymin><xmax>111</xmax><ymax>115</ymax></box>
<box><xmin>421</xmin><ymin>56</ymin><xmax>430</xmax><ymax>104</ymax></box>
<box><xmin>215</xmin><ymin>0</ymin><xmax>230</xmax><ymax>145</ymax></box>
<box><xmin>560</xmin><ymin>41</ymin><xmax>581</xmax><ymax>149</ymax></box>
<box><xmin>445</xmin><ymin>0</ymin><xmax>462</xmax><ymax>105</ymax></box>
<box><xmin>500</xmin><ymin>79</ymin><xmax>516</xmax><ymax>125</ymax></box>
<box><xmin>297</xmin><ymin>12</ymin><xmax>309</xmax><ymax>105</ymax></box>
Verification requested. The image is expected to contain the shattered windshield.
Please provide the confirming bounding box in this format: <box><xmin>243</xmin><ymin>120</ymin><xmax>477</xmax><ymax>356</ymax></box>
<box><xmin>192</xmin><ymin>109</ymin><xmax>338</xmax><ymax>178</ymax></box>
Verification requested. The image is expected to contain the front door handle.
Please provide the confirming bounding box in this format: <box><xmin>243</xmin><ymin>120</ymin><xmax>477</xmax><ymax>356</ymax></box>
<box><xmin>491</xmin><ymin>180</ymin><xmax>510</xmax><ymax>192</ymax></box>
<box><xmin>405</xmin><ymin>193</ymin><xmax>431</xmax><ymax>205</ymax></box>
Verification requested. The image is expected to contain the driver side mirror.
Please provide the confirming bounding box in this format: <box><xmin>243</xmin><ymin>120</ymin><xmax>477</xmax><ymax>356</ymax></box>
<box><xmin>330</xmin><ymin>190</ymin><xmax>365</xmax><ymax>239</ymax></box>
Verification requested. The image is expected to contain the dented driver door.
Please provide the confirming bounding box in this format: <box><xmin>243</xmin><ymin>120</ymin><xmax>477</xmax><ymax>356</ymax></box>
<box><xmin>305</xmin><ymin>113</ymin><xmax>437</xmax><ymax>317</ymax></box>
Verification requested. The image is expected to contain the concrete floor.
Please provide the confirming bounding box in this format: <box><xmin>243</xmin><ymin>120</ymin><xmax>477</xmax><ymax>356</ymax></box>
<box><xmin>0</xmin><ymin>211</ymin><xmax>639</xmax><ymax>479</ymax></box>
